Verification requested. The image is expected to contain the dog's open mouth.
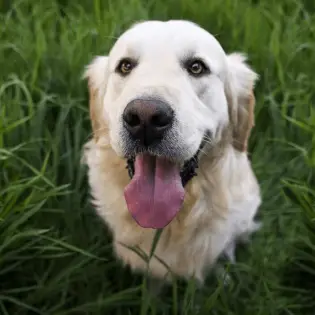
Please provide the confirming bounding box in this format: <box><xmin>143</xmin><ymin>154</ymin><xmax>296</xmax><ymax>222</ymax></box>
<box><xmin>124</xmin><ymin>154</ymin><xmax>186</xmax><ymax>229</ymax></box>
<box><xmin>123</xmin><ymin>135</ymin><xmax>208</xmax><ymax>229</ymax></box>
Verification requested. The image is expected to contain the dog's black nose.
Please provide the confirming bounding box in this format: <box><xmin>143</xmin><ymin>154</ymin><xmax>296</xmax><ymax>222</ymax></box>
<box><xmin>123</xmin><ymin>98</ymin><xmax>174</xmax><ymax>146</ymax></box>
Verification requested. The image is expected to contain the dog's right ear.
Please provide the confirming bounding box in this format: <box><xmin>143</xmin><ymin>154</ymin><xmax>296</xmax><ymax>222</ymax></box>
<box><xmin>83</xmin><ymin>56</ymin><xmax>109</xmax><ymax>142</ymax></box>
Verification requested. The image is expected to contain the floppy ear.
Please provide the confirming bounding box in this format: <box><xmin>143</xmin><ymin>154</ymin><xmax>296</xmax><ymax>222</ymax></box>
<box><xmin>225</xmin><ymin>53</ymin><xmax>258</xmax><ymax>152</ymax></box>
<box><xmin>83</xmin><ymin>56</ymin><xmax>109</xmax><ymax>142</ymax></box>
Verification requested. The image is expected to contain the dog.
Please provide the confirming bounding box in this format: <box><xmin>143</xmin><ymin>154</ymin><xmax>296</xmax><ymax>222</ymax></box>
<box><xmin>82</xmin><ymin>20</ymin><xmax>262</xmax><ymax>285</ymax></box>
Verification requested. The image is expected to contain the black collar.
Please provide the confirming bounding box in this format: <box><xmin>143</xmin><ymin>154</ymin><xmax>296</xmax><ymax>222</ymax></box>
<box><xmin>126</xmin><ymin>136</ymin><xmax>207</xmax><ymax>187</ymax></box>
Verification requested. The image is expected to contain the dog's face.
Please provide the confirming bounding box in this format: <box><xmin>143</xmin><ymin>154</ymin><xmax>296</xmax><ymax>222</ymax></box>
<box><xmin>85</xmin><ymin>20</ymin><xmax>258</xmax><ymax>229</ymax></box>
<box><xmin>90</xmin><ymin>20</ymin><xmax>231</xmax><ymax>160</ymax></box>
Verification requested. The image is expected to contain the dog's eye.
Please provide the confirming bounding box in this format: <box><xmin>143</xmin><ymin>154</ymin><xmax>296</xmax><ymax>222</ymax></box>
<box><xmin>186</xmin><ymin>59</ymin><xmax>209</xmax><ymax>77</ymax></box>
<box><xmin>116</xmin><ymin>58</ymin><xmax>136</xmax><ymax>75</ymax></box>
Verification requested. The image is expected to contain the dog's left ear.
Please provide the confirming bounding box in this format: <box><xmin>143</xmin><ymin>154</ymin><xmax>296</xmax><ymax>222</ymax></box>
<box><xmin>83</xmin><ymin>56</ymin><xmax>109</xmax><ymax>142</ymax></box>
<box><xmin>225</xmin><ymin>53</ymin><xmax>259</xmax><ymax>152</ymax></box>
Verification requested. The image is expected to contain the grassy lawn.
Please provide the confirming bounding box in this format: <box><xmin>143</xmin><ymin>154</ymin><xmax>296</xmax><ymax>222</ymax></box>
<box><xmin>1</xmin><ymin>0</ymin><xmax>315</xmax><ymax>314</ymax></box>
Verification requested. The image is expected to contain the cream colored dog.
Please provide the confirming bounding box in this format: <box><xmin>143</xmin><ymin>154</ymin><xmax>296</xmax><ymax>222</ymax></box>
<box><xmin>82</xmin><ymin>20</ymin><xmax>261</xmax><ymax>285</ymax></box>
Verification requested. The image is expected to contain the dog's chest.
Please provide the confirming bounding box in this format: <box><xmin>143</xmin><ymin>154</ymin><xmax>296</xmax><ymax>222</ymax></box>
<box><xmin>112</xmin><ymin>205</ymin><xmax>231</xmax><ymax>282</ymax></box>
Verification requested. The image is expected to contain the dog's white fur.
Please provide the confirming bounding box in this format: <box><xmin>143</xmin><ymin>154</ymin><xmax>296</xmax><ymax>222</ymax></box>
<box><xmin>82</xmin><ymin>20</ymin><xmax>261</xmax><ymax>284</ymax></box>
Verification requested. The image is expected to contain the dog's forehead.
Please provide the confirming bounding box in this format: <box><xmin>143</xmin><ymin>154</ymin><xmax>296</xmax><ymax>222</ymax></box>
<box><xmin>109</xmin><ymin>20</ymin><xmax>226</xmax><ymax>62</ymax></box>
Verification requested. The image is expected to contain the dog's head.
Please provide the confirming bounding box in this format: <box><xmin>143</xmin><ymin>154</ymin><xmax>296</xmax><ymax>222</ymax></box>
<box><xmin>84</xmin><ymin>20</ymin><xmax>258</xmax><ymax>229</ymax></box>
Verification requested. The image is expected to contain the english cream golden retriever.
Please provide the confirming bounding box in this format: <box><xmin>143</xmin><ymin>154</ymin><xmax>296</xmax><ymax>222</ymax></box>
<box><xmin>82</xmin><ymin>20</ymin><xmax>261</xmax><ymax>285</ymax></box>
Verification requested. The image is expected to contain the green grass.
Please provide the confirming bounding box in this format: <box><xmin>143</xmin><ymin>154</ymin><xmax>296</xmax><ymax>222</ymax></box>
<box><xmin>1</xmin><ymin>0</ymin><xmax>315</xmax><ymax>314</ymax></box>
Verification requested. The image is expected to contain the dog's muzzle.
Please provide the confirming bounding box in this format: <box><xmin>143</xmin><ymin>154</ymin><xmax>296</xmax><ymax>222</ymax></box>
<box><xmin>126</xmin><ymin>133</ymin><xmax>208</xmax><ymax>187</ymax></box>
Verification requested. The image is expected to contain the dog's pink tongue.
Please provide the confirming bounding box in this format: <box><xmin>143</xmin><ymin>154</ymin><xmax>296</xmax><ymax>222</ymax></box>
<box><xmin>124</xmin><ymin>154</ymin><xmax>185</xmax><ymax>229</ymax></box>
